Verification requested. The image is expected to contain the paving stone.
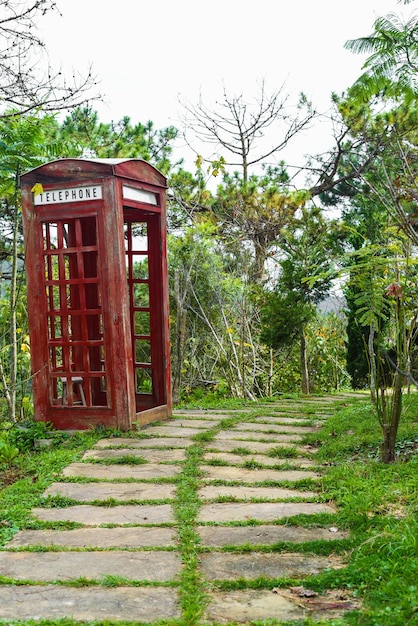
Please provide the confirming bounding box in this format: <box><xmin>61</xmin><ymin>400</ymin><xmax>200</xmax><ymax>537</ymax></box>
<box><xmin>204</xmin><ymin>589</ymin><xmax>305</xmax><ymax>623</ymax></box>
<box><xmin>62</xmin><ymin>462</ymin><xmax>179</xmax><ymax>479</ymax></box>
<box><xmin>208</xmin><ymin>439</ymin><xmax>304</xmax><ymax>454</ymax></box>
<box><xmin>234</xmin><ymin>422</ymin><xmax>317</xmax><ymax>434</ymax></box>
<box><xmin>43</xmin><ymin>481</ymin><xmax>176</xmax><ymax>502</ymax></box>
<box><xmin>214</xmin><ymin>430</ymin><xmax>302</xmax><ymax>442</ymax></box>
<box><xmin>32</xmin><ymin>503</ymin><xmax>174</xmax><ymax>525</ymax></box>
<box><xmin>201</xmin><ymin>465</ymin><xmax>319</xmax><ymax>483</ymax></box>
<box><xmin>255</xmin><ymin>416</ymin><xmax>315</xmax><ymax>425</ymax></box>
<box><xmin>0</xmin><ymin>586</ymin><xmax>181</xmax><ymax>621</ymax></box>
<box><xmin>198</xmin><ymin>485</ymin><xmax>317</xmax><ymax>500</ymax></box>
<box><xmin>6</xmin><ymin>526</ymin><xmax>176</xmax><ymax>548</ymax></box>
<box><xmin>83</xmin><ymin>448</ymin><xmax>185</xmax><ymax>462</ymax></box>
<box><xmin>263</xmin><ymin>408</ymin><xmax>312</xmax><ymax>414</ymax></box>
<box><xmin>197</xmin><ymin>524</ymin><xmax>349</xmax><ymax>546</ymax></box>
<box><xmin>0</xmin><ymin>551</ymin><xmax>181</xmax><ymax>582</ymax></box>
<box><xmin>94</xmin><ymin>437</ymin><xmax>193</xmax><ymax>449</ymax></box>
<box><xmin>141</xmin><ymin>425</ymin><xmax>203</xmax><ymax>437</ymax></box>
<box><xmin>173</xmin><ymin>410</ymin><xmax>252</xmax><ymax>417</ymax></box>
<box><xmin>198</xmin><ymin>501</ymin><xmax>334</xmax><ymax>522</ymax></box>
<box><xmin>168</xmin><ymin>418</ymin><xmax>220</xmax><ymax>428</ymax></box>
<box><xmin>200</xmin><ymin>551</ymin><xmax>342</xmax><ymax>580</ymax></box>
<box><xmin>204</xmin><ymin>452</ymin><xmax>314</xmax><ymax>468</ymax></box>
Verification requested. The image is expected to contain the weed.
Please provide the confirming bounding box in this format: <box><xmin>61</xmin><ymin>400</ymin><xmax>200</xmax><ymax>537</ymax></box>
<box><xmin>242</xmin><ymin>459</ymin><xmax>264</xmax><ymax>469</ymax></box>
<box><xmin>87</xmin><ymin>455</ymin><xmax>148</xmax><ymax>466</ymax></box>
<box><xmin>230</xmin><ymin>446</ymin><xmax>252</xmax><ymax>455</ymax></box>
<box><xmin>267</xmin><ymin>446</ymin><xmax>300</xmax><ymax>458</ymax></box>
<box><xmin>192</xmin><ymin>430</ymin><xmax>215</xmax><ymax>443</ymax></box>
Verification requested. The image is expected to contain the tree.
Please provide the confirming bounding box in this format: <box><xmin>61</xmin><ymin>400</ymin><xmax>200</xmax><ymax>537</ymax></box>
<box><xmin>168</xmin><ymin>223</ymin><xmax>262</xmax><ymax>402</ymax></box>
<box><xmin>53</xmin><ymin>107</ymin><xmax>179</xmax><ymax>175</ymax></box>
<box><xmin>181</xmin><ymin>82</ymin><xmax>315</xmax><ymax>184</ymax></box>
<box><xmin>0</xmin><ymin>1</ymin><xmax>98</xmax><ymax>118</ymax></box>
<box><xmin>346</xmin><ymin>231</ymin><xmax>418</xmax><ymax>463</ymax></box>
<box><xmin>260</xmin><ymin>206</ymin><xmax>335</xmax><ymax>394</ymax></box>
<box><xmin>180</xmin><ymin>84</ymin><xmax>318</xmax><ymax>284</ymax></box>
<box><xmin>317</xmin><ymin>2</ymin><xmax>418</xmax><ymax>461</ymax></box>
<box><xmin>344</xmin><ymin>10</ymin><xmax>418</xmax><ymax>103</ymax></box>
<box><xmin>212</xmin><ymin>166</ymin><xmax>310</xmax><ymax>284</ymax></box>
<box><xmin>0</xmin><ymin>113</ymin><xmax>59</xmax><ymax>421</ymax></box>
<box><xmin>184</xmin><ymin>82</ymin><xmax>390</xmax><ymax>288</ymax></box>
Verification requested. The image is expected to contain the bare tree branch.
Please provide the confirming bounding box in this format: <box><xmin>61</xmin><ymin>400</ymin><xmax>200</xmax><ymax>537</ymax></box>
<box><xmin>0</xmin><ymin>0</ymin><xmax>100</xmax><ymax>118</ymax></box>
<box><xmin>180</xmin><ymin>81</ymin><xmax>315</xmax><ymax>183</ymax></box>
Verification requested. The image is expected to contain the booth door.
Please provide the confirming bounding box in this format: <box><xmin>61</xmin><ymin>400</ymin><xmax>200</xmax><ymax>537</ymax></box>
<box><xmin>124</xmin><ymin>212</ymin><xmax>165</xmax><ymax>411</ymax></box>
<box><xmin>42</xmin><ymin>216</ymin><xmax>109</xmax><ymax>408</ymax></box>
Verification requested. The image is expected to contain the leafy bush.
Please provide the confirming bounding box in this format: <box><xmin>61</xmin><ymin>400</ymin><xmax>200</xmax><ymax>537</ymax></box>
<box><xmin>8</xmin><ymin>419</ymin><xmax>61</xmax><ymax>452</ymax></box>
<box><xmin>0</xmin><ymin>427</ymin><xmax>19</xmax><ymax>466</ymax></box>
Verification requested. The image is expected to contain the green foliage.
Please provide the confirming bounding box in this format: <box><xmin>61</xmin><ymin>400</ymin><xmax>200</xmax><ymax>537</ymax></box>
<box><xmin>260</xmin><ymin>290</ymin><xmax>313</xmax><ymax>349</ymax></box>
<box><xmin>169</xmin><ymin>222</ymin><xmax>265</xmax><ymax>401</ymax></box>
<box><xmin>51</xmin><ymin>106</ymin><xmax>178</xmax><ymax>175</ymax></box>
<box><xmin>345</xmin><ymin>11</ymin><xmax>418</xmax><ymax>103</ymax></box>
<box><xmin>8</xmin><ymin>420</ymin><xmax>56</xmax><ymax>452</ymax></box>
<box><xmin>0</xmin><ymin>428</ymin><xmax>101</xmax><ymax>546</ymax></box>
<box><xmin>303</xmin><ymin>394</ymin><xmax>418</xmax><ymax>625</ymax></box>
<box><xmin>0</xmin><ymin>426</ymin><xmax>19</xmax><ymax>466</ymax></box>
<box><xmin>260</xmin><ymin>206</ymin><xmax>338</xmax><ymax>394</ymax></box>
<box><xmin>262</xmin><ymin>313</ymin><xmax>349</xmax><ymax>395</ymax></box>
<box><xmin>0</xmin><ymin>289</ymin><xmax>32</xmax><ymax>420</ymax></box>
<box><xmin>306</xmin><ymin>313</ymin><xmax>350</xmax><ymax>392</ymax></box>
<box><xmin>212</xmin><ymin>164</ymin><xmax>310</xmax><ymax>284</ymax></box>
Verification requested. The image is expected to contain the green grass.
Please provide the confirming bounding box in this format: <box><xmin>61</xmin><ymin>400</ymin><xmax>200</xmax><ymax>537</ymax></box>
<box><xmin>172</xmin><ymin>442</ymin><xmax>207</xmax><ymax>624</ymax></box>
<box><xmin>303</xmin><ymin>393</ymin><xmax>418</xmax><ymax>626</ymax></box>
<box><xmin>0</xmin><ymin>430</ymin><xmax>101</xmax><ymax>546</ymax></box>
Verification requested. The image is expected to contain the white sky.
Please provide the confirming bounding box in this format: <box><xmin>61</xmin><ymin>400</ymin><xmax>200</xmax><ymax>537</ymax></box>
<box><xmin>39</xmin><ymin>0</ymin><xmax>415</xmax><ymax>170</ymax></box>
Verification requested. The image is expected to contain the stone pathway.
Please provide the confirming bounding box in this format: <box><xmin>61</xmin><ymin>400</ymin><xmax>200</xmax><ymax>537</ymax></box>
<box><xmin>0</xmin><ymin>394</ymin><xmax>364</xmax><ymax>624</ymax></box>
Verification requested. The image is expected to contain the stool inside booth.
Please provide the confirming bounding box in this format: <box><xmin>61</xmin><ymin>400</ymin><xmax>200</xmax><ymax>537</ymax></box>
<box><xmin>20</xmin><ymin>158</ymin><xmax>172</xmax><ymax>431</ymax></box>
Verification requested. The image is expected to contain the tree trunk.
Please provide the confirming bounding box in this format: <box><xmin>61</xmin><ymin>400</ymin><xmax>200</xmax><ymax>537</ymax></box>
<box><xmin>171</xmin><ymin>271</ymin><xmax>188</xmax><ymax>405</ymax></box>
<box><xmin>368</xmin><ymin>321</ymin><xmax>377</xmax><ymax>404</ymax></box>
<box><xmin>300</xmin><ymin>333</ymin><xmax>310</xmax><ymax>395</ymax></box>
<box><xmin>9</xmin><ymin>200</ymin><xmax>19</xmax><ymax>421</ymax></box>
<box><xmin>380</xmin><ymin>373</ymin><xmax>403</xmax><ymax>463</ymax></box>
<box><xmin>250</xmin><ymin>235</ymin><xmax>267</xmax><ymax>285</ymax></box>
<box><xmin>268</xmin><ymin>347</ymin><xmax>274</xmax><ymax>397</ymax></box>
<box><xmin>0</xmin><ymin>198</ymin><xmax>19</xmax><ymax>422</ymax></box>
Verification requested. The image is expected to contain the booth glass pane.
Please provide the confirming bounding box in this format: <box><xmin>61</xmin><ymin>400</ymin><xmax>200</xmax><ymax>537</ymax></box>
<box><xmin>133</xmin><ymin>283</ymin><xmax>149</xmax><ymax>308</ymax></box>
<box><xmin>135</xmin><ymin>368</ymin><xmax>152</xmax><ymax>394</ymax></box>
<box><xmin>48</xmin><ymin>315</ymin><xmax>62</xmax><ymax>340</ymax></box>
<box><xmin>135</xmin><ymin>340</ymin><xmax>151</xmax><ymax>364</ymax></box>
<box><xmin>83</xmin><ymin>251</ymin><xmax>98</xmax><ymax>279</ymax></box>
<box><xmin>43</xmin><ymin>223</ymin><xmax>58</xmax><ymax>249</ymax></box>
<box><xmin>44</xmin><ymin>254</ymin><xmax>59</xmax><ymax>281</ymax></box>
<box><xmin>134</xmin><ymin>311</ymin><xmax>150</xmax><ymax>335</ymax></box>
<box><xmin>124</xmin><ymin>222</ymin><xmax>148</xmax><ymax>251</ymax></box>
<box><xmin>132</xmin><ymin>256</ymin><xmax>148</xmax><ymax>280</ymax></box>
<box><xmin>46</xmin><ymin>284</ymin><xmax>61</xmax><ymax>311</ymax></box>
<box><xmin>85</xmin><ymin>283</ymin><xmax>100</xmax><ymax>309</ymax></box>
<box><xmin>49</xmin><ymin>346</ymin><xmax>63</xmax><ymax>369</ymax></box>
<box><xmin>132</xmin><ymin>223</ymin><xmax>148</xmax><ymax>249</ymax></box>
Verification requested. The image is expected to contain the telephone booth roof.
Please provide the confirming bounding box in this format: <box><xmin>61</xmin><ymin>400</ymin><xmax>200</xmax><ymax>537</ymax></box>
<box><xmin>20</xmin><ymin>158</ymin><xmax>167</xmax><ymax>188</ymax></box>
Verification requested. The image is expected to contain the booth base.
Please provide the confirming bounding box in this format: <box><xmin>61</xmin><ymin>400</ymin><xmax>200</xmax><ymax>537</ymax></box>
<box><xmin>135</xmin><ymin>405</ymin><xmax>171</xmax><ymax>427</ymax></box>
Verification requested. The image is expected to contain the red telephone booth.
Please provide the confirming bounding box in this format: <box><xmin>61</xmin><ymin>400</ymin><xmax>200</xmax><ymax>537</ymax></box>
<box><xmin>20</xmin><ymin>158</ymin><xmax>171</xmax><ymax>430</ymax></box>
